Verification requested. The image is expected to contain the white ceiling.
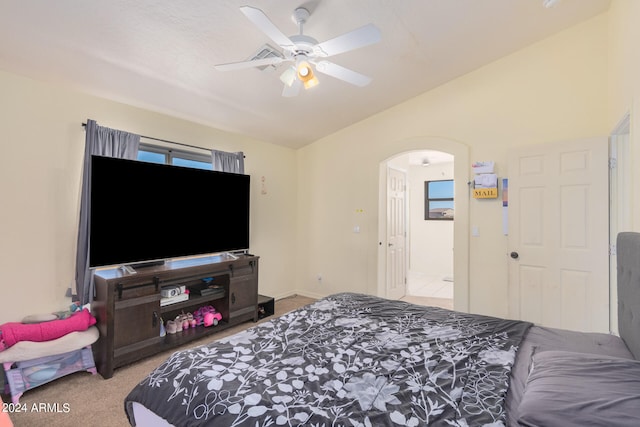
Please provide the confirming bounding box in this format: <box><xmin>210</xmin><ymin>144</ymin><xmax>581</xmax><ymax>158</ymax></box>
<box><xmin>0</xmin><ymin>0</ymin><xmax>610</xmax><ymax>149</ymax></box>
<box><xmin>408</xmin><ymin>151</ymin><xmax>454</xmax><ymax>166</ymax></box>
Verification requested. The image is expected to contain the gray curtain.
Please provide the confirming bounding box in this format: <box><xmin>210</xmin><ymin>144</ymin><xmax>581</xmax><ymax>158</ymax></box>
<box><xmin>75</xmin><ymin>119</ymin><xmax>140</xmax><ymax>305</ymax></box>
<box><xmin>212</xmin><ymin>149</ymin><xmax>245</xmax><ymax>174</ymax></box>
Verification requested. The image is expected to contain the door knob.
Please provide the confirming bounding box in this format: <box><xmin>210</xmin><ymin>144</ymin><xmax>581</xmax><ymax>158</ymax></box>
<box><xmin>510</xmin><ymin>251</ymin><xmax>519</xmax><ymax>259</ymax></box>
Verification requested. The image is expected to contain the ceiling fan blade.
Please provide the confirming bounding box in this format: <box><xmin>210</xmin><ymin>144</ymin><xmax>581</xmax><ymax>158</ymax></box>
<box><xmin>240</xmin><ymin>6</ymin><xmax>295</xmax><ymax>50</ymax></box>
<box><xmin>313</xmin><ymin>23</ymin><xmax>381</xmax><ymax>57</ymax></box>
<box><xmin>282</xmin><ymin>79</ymin><xmax>302</xmax><ymax>97</ymax></box>
<box><xmin>214</xmin><ymin>56</ymin><xmax>284</xmax><ymax>71</ymax></box>
<box><xmin>314</xmin><ymin>61</ymin><xmax>372</xmax><ymax>87</ymax></box>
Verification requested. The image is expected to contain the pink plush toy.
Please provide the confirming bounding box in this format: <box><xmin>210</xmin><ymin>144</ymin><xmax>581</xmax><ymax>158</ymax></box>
<box><xmin>0</xmin><ymin>308</ymin><xmax>96</xmax><ymax>349</ymax></box>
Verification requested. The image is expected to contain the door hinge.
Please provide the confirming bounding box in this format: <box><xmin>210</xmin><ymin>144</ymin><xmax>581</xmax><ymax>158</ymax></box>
<box><xmin>610</xmin><ymin>244</ymin><xmax>617</xmax><ymax>256</ymax></box>
<box><xmin>609</xmin><ymin>157</ymin><xmax>617</xmax><ymax>169</ymax></box>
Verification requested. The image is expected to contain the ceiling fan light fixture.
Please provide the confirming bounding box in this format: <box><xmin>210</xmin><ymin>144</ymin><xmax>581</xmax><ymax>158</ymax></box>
<box><xmin>296</xmin><ymin>61</ymin><xmax>313</xmax><ymax>80</ymax></box>
<box><xmin>303</xmin><ymin>74</ymin><xmax>319</xmax><ymax>89</ymax></box>
<box><xmin>296</xmin><ymin>59</ymin><xmax>319</xmax><ymax>89</ymax></box>
<box><xmin>298</xmin><ymin>65</ymin><xmax>310</xmax><ymax>77</ymax></box>
<box><xmin>280</xmin><ymin>66</ymin><xmax>296</xmax><ymax>87</ymax></box>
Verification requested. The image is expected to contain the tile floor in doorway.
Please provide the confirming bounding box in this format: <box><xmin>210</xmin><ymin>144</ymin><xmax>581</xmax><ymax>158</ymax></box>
<box><xmin>401</xmin><ymin>270</ymin><xmax>454</xmax><ymax>310</ymax></box>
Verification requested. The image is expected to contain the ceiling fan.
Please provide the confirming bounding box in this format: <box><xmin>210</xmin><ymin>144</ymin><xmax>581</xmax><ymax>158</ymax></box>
<box><xmin>214</xmin><ymin>6</ymin><xmax>381</xmax><ymax>97</ymax></box>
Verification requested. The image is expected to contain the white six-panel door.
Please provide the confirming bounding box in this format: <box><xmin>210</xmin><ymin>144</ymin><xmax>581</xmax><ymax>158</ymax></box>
<box><xmin>386</xmin><ymin>167</ymin><xmax>407</xmax><ymax>300</ymax></box>
<box><xmin>508</xmin><ymin>138</ymin><xmax>609</xmax><ymax>333</ymax></box>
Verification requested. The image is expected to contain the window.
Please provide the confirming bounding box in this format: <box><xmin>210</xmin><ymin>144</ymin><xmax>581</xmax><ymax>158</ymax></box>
<box><xmin>137</xmin><ymin>149</ymin><xmax>166</xmax><ymax>164</ymax></box>
<box><xmin>137</xmin><ymin>143</ymin><xmax>212</xmax><ymax>170</ymax></box>
<box><xmin>425</xmin><ymin>179</ymin><xmax>454</xmax><ymax>220</ymax></box>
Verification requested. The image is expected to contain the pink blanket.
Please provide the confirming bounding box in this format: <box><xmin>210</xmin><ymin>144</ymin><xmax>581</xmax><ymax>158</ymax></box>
<box><xmin>0</xmin><ymin>309</ymin><xmax>96</xmax><ymax>349</ymax></box>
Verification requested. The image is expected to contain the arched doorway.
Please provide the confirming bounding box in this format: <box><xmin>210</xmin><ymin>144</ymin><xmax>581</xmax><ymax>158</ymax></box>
<box><xmin>377</xmin><ymin>138</ymin><xmax>469</xmax><ymax>312</ymax></box>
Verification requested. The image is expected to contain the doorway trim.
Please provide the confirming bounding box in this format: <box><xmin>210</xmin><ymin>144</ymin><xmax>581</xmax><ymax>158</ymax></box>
<box><xmin>609</xmin><ymin>112</ymin><xmax>631</xmax><ymax>334</ymax></box>
<box><xmin>377</xmin><ymin>137</ymin><xmax>470</xmax><ymax>312</ymax></box>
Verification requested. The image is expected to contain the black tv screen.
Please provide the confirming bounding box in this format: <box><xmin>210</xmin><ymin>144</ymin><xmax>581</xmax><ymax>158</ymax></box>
<box><xmin>89</xmin><ymin>155</ymin><xmax>250</xmax><ymax>268</ymax></box>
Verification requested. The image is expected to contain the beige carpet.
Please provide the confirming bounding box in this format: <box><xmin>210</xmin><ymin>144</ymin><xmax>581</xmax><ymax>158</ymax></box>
<box><xmin>1</xmin><ymin>293</ymin><xmax>450</xmax><ymax>426</ymax></box>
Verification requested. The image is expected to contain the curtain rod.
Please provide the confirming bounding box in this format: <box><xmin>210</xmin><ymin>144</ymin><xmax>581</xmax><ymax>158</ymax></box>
<box><xmin>81</xmin><ymin>122</ymin><xmax>242</xmax><ymax>155</ymax></box>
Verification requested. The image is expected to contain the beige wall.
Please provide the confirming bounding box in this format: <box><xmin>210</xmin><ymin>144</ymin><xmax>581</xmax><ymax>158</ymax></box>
<box><xmin>608</xmin><ymin>1</ymin><xmax>640</xmax><ymax>230</ymax></box>
<box><xmin>0</xmin><ymin>71</ymin><xmax>297</xmax><ymax>324</ymax></box>
<box><xmin>295</xmin><ymin>13</ymin><xmax>610</xmax><ymax>318</ymax></box>
<box><xmin>3</xmin><ymin>3</ymin><xmax>640</xmax><ymax>324</ymax></box>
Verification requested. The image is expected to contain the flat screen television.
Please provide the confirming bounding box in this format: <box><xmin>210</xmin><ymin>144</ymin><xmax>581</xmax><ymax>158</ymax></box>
<box><xmin>89</xmin><ymin>155</ymin><xmax>250</xmax><ymax>268</ymax></box>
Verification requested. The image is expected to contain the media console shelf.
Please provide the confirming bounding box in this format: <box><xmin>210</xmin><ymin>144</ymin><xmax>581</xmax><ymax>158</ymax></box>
<box><xmin>92</xmin><ymin>254</ymin><xmax>259</xmax><ymax>379</ymax></box>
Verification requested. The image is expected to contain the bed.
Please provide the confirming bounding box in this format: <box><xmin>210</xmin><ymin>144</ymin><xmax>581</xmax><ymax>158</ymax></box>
<box><xmin>125</xmin><ymin>232</ymin><xmax>640</xmax><ymax>426</ymax></box>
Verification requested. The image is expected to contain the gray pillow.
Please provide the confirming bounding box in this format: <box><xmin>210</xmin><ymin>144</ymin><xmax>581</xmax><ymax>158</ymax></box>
<box><xmin>518</xmin><ymin>350</ymin><xmax>640</xmax><ymax>427</ymax></box>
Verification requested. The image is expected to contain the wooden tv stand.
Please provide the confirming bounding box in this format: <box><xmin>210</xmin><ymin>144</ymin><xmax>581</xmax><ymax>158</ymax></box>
<box><xmin>92</xmin><ymin>254</ymin><xmax>259</xmax><ymax>379</ymax></box>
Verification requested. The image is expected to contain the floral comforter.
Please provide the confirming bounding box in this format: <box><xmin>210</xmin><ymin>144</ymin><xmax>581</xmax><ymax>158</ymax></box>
<box><xmin>125</xmin><ymin>293</ymin><xmax>531</xmax><ymax>426</ymax></box>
